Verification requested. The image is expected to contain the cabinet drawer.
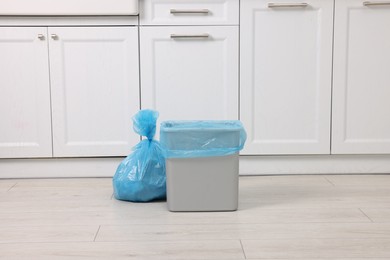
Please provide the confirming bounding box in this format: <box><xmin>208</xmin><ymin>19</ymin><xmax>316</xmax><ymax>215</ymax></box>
<box><xmin>140</xmin><ymin>0</ymin><xmax>239</xmax><ymax>25</ymax></box>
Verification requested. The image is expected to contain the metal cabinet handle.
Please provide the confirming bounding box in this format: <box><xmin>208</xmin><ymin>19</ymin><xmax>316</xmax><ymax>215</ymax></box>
<box><xmin>51</xmin><ymin>34</ymin><xmax>58</xmax><ymax>40</ymax></box>
<box><xmin>170</xmin><ymin>33</ymin><xmax>210</xmax><ymax>39</ymax></box>
<box><xmin>363</xmin><ymin>1</ymin><xmax>390</xmax><ymax>6</ymax></box>
<box><xmin>268</xmin><ymin>3</ymin><xmax>309</xmax><ymax>8</ymax></box>
<box><xmin>170</xmin><ymin>9</ymin><xmax>210</xmax><ymax>14</ymax></box>
<box><xmin>38</xmin><ymin>34</ymin><xmax>45</xmax><ymax>40</ymax></box>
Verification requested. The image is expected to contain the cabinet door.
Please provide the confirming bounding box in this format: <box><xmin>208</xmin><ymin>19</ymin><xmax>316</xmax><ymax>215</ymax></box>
<box><xmin>49</xmin><ymin>27</ymin><xmax>139</xmax><ymax>157</ymax></box>
<box><xmin>332</xmin><ymin>0</ymin><xmax>390</xmax><ymax>154</ymax></box>
<box><xmin>240</xmin><ymin>0</ymin><xmax>334</xmax><ymax>155</ymax></box>
<box><xmin>0</xmin><ymin>27</ymin><xmax>52</xmax><ymax>158</ymax></box>
<box><xmin>140</xmin><ymin>26</ymin><xmax>239</xmax><ymax>124</ymax></box>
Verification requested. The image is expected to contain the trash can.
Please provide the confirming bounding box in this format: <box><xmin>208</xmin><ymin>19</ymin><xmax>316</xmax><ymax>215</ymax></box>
<box><xmin>160</xmin><ymin>120</ymin><xmax>246</xmax><ymax>212</ymax></box>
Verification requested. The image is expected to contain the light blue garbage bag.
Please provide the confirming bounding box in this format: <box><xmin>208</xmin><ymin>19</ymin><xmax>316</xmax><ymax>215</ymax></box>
<box><xmin>160</xmin><ymin>120</ymin><xmax>247</xmax><ymax>159</ymax></box>
<box><xmin>113</xmin><ymin>110</ymin><xmax>166</xmax><ymax>202</ymax></box>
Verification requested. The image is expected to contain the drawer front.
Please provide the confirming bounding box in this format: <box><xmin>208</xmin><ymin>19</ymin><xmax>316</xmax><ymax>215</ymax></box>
<box><xmin>0</xmin><ymin>0</ymin><xmax>139</xmax><ymax>15</ymax></box>
<box><xmin>140</xmin><ymin>0</ymin><xmax>239</xmax><ymax>25</ymax></box>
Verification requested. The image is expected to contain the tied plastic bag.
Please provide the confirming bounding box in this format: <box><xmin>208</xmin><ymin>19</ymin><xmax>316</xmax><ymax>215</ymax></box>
<box><xmin>113</xmin><ymin>110</ymin><xmax>166</xmax><ymax>202</ymax></box>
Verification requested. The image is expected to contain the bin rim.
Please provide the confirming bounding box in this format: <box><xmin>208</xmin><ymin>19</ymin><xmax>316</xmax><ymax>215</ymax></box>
<box><xmin>160</xmin><ymin>120</ymin><xmax>244</xmax><ymax>132</ymax></box>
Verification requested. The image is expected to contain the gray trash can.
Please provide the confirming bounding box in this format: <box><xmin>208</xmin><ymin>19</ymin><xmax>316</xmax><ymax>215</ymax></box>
<box><xmin>160</xmin><ymin>120</ymin><xmax>246</xmax><ymax>212</ymax></box>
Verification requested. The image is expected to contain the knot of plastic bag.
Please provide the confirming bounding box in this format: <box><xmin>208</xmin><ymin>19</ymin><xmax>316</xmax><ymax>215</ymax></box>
<box><xmin>132</xmin><ymin>109</ymin><xmax>159</xmax><ymax>140</ymax></box>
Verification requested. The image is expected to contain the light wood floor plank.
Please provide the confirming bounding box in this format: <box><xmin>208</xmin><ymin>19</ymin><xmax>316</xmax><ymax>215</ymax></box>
<box><xmin>96</xmin><ymin>222</ymin><xmax>390</xmax><ymax>242</ymax></box>
<box><xmin>0</xmin><ymin>180</ymin><xmax>17</xmax><ymax>192</ymax></box>
<box><xmin>360</xmin><ymin>208</ymin><xmax>390</xmax><ymax>223</ymax></box>
<box><xmin>1</xmin><ymin>178</ymin><xmax>113</xmax><ymax>203</ymax></box>
<box><xmin>9</xmin><ymin>178</ymin><xmax>111</xmax><ymax>188</ymax></box>
<box><xmin>1</xmin><ymin>189</ymin><xmax>113</xmax><ymax>202</ymax></box>
<box><xmin>0</xmin><ymin>207</ymin><xmax>370</xmax><ymax>227</ymax></box>
<box><xmin>247</xmin><ymin>258</ymin><xmax>389</xmax><ymax>260</ymax></box>
<box><xmin>0</xmin><ymin>240</ymin><xmax>245</xmax><ymax>259</ymax></box>
<box><xmin>239</xmin><ymin>175</ymin><xmax>332</xmax><ymax>188</ymax></box>
<box><xmin>325</xmin><ymin>174</ymin><xmax>390</xmax><ymax>186</ymax></box>
<box><xmin>239</xmin><ymin>185</ymin><xmax>390</xmax><ymax>209</ymax></box>
<box><xmin>0</xmin><ymin>225</ymin><xmax>98</xmax><ymax>243</ymax></box>
<box><xmin>0</xmin><ymin>198</ymin><xmax>165</xmax><ymax>213</ymax></box>
<box><xmin>241</xmin><ymin>238</ymin><xmax>390</xmax><ymax>259</ymax></box>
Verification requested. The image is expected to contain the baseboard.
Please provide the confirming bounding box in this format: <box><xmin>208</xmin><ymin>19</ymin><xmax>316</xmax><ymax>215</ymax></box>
<box><xmin>0</xmin><ymin>157</ymin><xmax>124</xmax><ymax>178</ymax></box>
<box><xmin>240</xmin><ymin>155</ymin><xmax>390</xmax><ymax>175</ymax></box>
<box><xmin>1</xmin><ymin>155</ymin><xmax>390</xmax><ymax>178</ymax></box>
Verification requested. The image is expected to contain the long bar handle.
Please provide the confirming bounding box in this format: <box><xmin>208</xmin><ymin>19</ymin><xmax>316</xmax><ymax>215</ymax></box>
<box><xmin>170</xmin><ymin>9</ymin><xmax>210</xmax><ymax>14</ymax></box>
<box><xmin>363</xmin><ymin>1</ymin><xmax>390</xmax><ymax>6</ymax></box>
<box><xmin>268</xmin><ymin>3</ymin><xmax>309</xmax><ymax>8</ymax></box>
<box><xmin>170</xmin><ymin>33</ymin><xmax>210</xmax><ymax>39</ymax></box>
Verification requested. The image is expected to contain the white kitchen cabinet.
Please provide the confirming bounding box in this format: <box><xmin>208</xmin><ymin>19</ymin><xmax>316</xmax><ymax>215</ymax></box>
<box><xmin>332</xmin><ymin>0</ymin><xmax>390</xmax><ymax>154</ymax></box>
<box><xmin>140</xmin><ymin>26</ymin><xmax>239</xmax><ymax>122</ymax></box>
<box><xmin>240</xmin><ymin>0</ymin><xmax>334</xmax><ymax>155</ymax></box>
<box><xmin>0</xmin><ymin>26</ymin><xmax>139</xmax><ymax>159</ymax></box>
<box><xmin>49</xmin><ymin>27</ymin><xmax>140</xmax><ymax>157</ymax></box>
<box><xmin>0</xmin><ymin>27</ymin><xmax>52</xmax><ymax>158</ymax></box>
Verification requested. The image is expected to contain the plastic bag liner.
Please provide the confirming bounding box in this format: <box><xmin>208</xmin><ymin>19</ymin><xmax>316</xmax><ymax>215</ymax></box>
<box><xmin>113</xmin><ymin>110</ymin><xmax>166</xmax><ymax>202</ymax></box>
<box><xmin>160</xmin><ymin>120</ymin><xmax>246</xmax><ymax>159</ymax></box>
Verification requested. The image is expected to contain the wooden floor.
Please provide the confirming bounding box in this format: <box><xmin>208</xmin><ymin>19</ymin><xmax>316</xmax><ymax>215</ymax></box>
<box><xmin>1</xmin><ymin>175</ymin><xmax>390</xmax><ymax>259</ymax></box>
